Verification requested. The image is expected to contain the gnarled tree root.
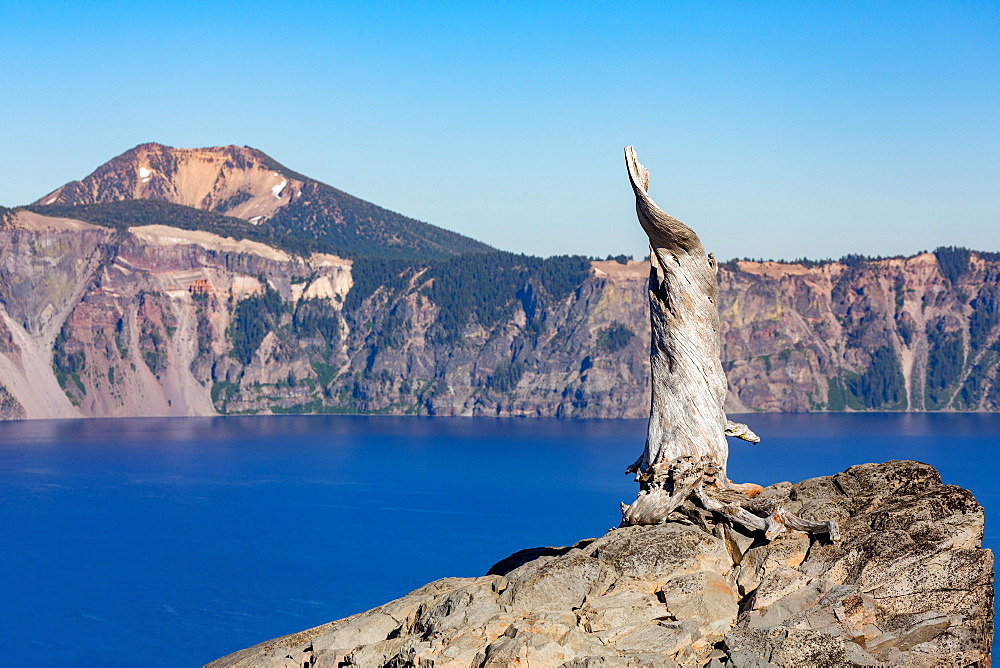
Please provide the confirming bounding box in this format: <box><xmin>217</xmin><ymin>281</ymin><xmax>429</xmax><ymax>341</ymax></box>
<box><xmin>620</xmin><ymin>455</ymin><xmax>839</xmax><ymax>541</ymax></box>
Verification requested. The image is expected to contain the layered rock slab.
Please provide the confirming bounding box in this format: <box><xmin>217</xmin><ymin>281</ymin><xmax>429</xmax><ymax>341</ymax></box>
<box><xmin>206</xmin><ymin>461</ymin><xmax>992</xmax><ymax>667</ymax></box>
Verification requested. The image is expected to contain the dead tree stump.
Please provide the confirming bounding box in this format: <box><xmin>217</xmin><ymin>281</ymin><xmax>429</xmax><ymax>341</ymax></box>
<box><xmin>619</xmin><ymin>146</ymin><xmax>837</xmax><ymax>541</ymax></box>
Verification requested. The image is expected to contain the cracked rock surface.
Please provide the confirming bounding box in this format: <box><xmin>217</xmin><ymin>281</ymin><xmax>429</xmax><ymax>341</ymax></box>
<box><xmin>206</xmin><ymin>461</ymin><xmax>993</xmax><ymax>667</ymax></box>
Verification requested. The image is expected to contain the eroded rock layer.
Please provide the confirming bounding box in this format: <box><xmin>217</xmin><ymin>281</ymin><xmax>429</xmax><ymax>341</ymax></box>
<box><xmin>206</xmin><ymin>461</ymin><xmax>993</xmax><ymax>667</ymax></box>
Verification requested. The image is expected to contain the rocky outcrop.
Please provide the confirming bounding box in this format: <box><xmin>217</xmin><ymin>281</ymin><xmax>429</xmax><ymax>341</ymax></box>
<box><xmin>205</xmin><ymin>460</ymin><xmax>993</xmax><ymax>667</ymax></box>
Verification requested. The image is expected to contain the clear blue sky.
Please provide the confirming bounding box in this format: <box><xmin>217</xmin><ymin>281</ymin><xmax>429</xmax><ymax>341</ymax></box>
<box><xmin>1</xmin><ymin>1</ymin><xmax>996</xmax><ymax>261</ymax></box>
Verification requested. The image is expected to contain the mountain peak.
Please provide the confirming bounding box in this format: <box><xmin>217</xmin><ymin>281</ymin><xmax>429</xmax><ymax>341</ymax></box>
<box><xmin>34</xmin><ymin>143</ymin><xmax>300</xmax><ymax>224</ymax></box>
<box><xmin>30</xmin><ymin>143</ymin><xmax>494</xmax><ymax>260</ymax></box>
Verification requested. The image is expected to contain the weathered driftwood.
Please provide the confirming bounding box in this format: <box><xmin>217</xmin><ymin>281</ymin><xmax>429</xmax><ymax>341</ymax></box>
<box><xmin>619</xmin><ymin>146</ymin><xmax>837</xmax><ymax>541</ymax></box>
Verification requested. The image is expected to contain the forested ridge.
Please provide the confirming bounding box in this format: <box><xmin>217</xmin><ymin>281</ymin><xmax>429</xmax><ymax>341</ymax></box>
<box><xmin>346</xmin><ymin>253</ymin><xmax>591</xmax><ymax>340</ymax></box>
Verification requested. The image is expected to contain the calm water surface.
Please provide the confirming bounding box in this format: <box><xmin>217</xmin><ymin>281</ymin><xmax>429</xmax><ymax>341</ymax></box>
<box><xmin>1</xmin><ymin>414</ymin><xmax>997</xmax><ymax>666</ymax></box>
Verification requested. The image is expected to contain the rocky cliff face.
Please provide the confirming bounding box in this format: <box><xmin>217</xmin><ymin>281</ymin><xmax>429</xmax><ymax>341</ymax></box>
<box><xmin>0</xmin><ymin>209</ymin><xmax>998</xmax><ymax>419</ymax></box>
<box><xmin>0</xmin><ymin>210</ymin><xmax>352</xmax><ymax>418</ymax></box>
<box><xmin>719</xmin><ymin>250</ymin><xmax>1000</xmax><ymax>413</ymax></box>
<box><xmin>205</xmin><ymin>460</ymin><xmax>993</xmax><ymax>667</ymax></box>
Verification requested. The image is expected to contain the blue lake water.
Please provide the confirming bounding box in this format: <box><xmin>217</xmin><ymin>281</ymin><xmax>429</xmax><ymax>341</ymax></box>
<box><xmin>1</xmin><ymin>413</ymin><xmax>997</xmax><ymax>666</ymax></box>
